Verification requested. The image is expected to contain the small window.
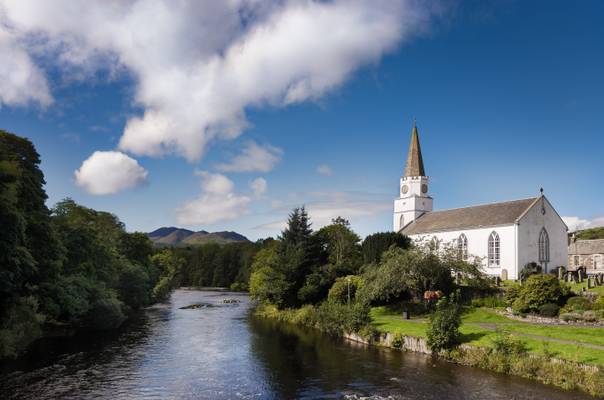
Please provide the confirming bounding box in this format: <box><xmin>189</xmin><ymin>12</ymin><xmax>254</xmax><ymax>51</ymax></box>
<box><xmin>457</xmin><ymin>234</ymin><xmax>468</xmax><ymax>261</ymax></box>
<box><xmin>574</xmin><ymin>256</ymin><xmax>580</xmax><ymax>267</ymax></box>
<box><xmin>488</xmin><ymin>231</ymin><xmax>500</xmax><ymax>267</ymax></box>
<box><xmin>399</xmin><ymin>215</ymin><xmax>405</xmax><ymax>229</ymax></box>
<box><xmin>595</xmin><ymin>255</ymin><xmax>603</xmax><ymax>269</ymax></box>
<box><xmin>538</xmin><ymin>228</ymin><xmax>550</xmax><ymax>264</ymax></box>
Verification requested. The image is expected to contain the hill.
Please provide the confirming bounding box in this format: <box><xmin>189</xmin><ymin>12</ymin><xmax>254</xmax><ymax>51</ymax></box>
<box><xmin>148</xmin><ymin>227</ymin><xmax>249</xmax><ymax>246</ymax></box>
<box><xmin>575</xmin><ymin>227</ymin><xmax>604</xmax><ymax>240</ymax></box>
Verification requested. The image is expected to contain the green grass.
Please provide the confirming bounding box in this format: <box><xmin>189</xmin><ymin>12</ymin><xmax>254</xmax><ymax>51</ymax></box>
<box><xmin>370</xmin><ymin>306</ymin><xmax>604</xmax><ymax>366</ymax></box>
<box><xmin>567</xmin><ymin>281</ymin><xmax>604</xmax><ymax>296</ymax></box>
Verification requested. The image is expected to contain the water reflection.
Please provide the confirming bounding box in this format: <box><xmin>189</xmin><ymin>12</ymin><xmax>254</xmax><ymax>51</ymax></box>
<box><xmin>0</xmin><ymin>290</ymin><xmax>594</xmax><ymax>400</ymax></box>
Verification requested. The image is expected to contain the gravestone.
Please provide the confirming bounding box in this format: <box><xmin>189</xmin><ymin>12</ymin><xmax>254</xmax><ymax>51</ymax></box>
<box><xmin>501</xmin><ymin>269</ymin><xmax>508</xmax><ymax>281</ymax></box>
<box><xmin>558</xmin><ymin>267</ymin><xmax>564</xmax><ymax>280</ymax></box>
<box><xmin>588</xmin><ymin>277</ymin><xmax>594</xmax><ymax>289</ymax></box>
<box><xmin>578</xmin><ymin>269</ymin><xmax>584</xmax><ymax>283</ymax></box>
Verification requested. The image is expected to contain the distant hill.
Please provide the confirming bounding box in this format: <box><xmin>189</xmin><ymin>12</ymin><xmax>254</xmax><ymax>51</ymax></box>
<box><xmin>148</xmin><ymin>227</ymin><xmax>249</xmax><ymax>247</ymax></box>
<box><xmin>574</xmin><ymin>227</ymin><xmax>604</xmax><ymax>240</ymax></box>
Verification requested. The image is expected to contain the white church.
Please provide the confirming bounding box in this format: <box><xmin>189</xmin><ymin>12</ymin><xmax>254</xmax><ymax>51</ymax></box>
<box><xmin>394</xmin><ymin>124</ymin><xmax>568</xmax><ymax>280</ymax></box>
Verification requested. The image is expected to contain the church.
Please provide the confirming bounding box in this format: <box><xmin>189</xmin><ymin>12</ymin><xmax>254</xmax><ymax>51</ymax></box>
<box><xmin>393</xmin><ymin>124</ymin><xmax>568</xmax><ymax>280</ymax></box>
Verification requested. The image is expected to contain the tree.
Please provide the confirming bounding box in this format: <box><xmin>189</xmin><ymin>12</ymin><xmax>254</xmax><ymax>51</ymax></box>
<box><xmin>511</xmin><ymin>274</ymin><xmax>569</xmax><ymax>314</ymax></box>
<box><xmin>249</xmin><ymin>245</ymin><xmax>290</xmax><ymax>307</ymax></box>
<box><xmin>426</xmin><ymin>292</ymin><xmax>462</xmax><ymax>352</ymax></box>
<box><xmin>361</xmin><ymin>232</ymin><xmax>411</xmax><ymax>265</ymax></box>
<box><xmin>316</xmin><ymin>217</ymin><xmax>362</xmax><ymax>275</ymax></box>
<box><xmin>357</xmin><ymin>246</ymin><xmax>454</xmax><ymax>305</ymax></box>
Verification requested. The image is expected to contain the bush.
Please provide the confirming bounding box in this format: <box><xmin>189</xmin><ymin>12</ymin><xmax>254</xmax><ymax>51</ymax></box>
<box><xmin>582</xmin><ymin>311</ymin><xmax>597</xmax><ymax>322</ymax></box>
<box><xmin>503</xmin><ymin>284</ymin><xmax>520</xmax><ymax>307</ymax></box>
<box><xmin>327</xmin><ymin>275</ymin><xmax>364</xmax><ymax>304</ymax></box>
<box><xmin>83</xmin><ymin>295</ymin><xmax>126</xmax><ymax>330</ymax></box>
<box><xmin>560</xmin><ymin>312</ymin><xmax>583</xmax><ymax>322</ymax></box>
<box><xmin>315</xmin><ymin>300</ymin><xmax>370</xmax><ymax>336</ymax></box>
<box><xmin>391</xmin><ymin>332</ymin><xmax>404</xmax><ymax>349</ymax></box>
<box><xmin>565</xmin><ymin>296</ymin><xmax>592</xmax><ymax>312</ymax></box>
<box><xmin>471</xmin><ymin>296</ymin><xmax>506</xmax><ymax>308</ymax></box>
<box><xmin>593</xmin><ymin>296</ymin><xmax>604</xmax><ymax>310</ymax></box>
<box><xmin>519</xmin><ymin>262</ymin><xmax>542</xmax><ymax>281</ymax></box>
<box><xmin>426</xmin><ymin>293</ymin><xmax>462</xmax><ymax>352</ymax></box>
<box><xmin>492</xmin><ymin>331</ymin><xmax>528</xmax><ymax>356</ymax></box>
<box><xmin>538</xmin><ymin>303</ymin><xmax>560</xmax><ymax>317</ymax></box>
<box><xmin>0</xmin><ymin>297</ymin><xmax>44</xmax><ymax>359</ymax></box>
<box><xmin>511</xmin><ymin>275</ymin><xmax>565</xmax><ymax>314</ymax></box>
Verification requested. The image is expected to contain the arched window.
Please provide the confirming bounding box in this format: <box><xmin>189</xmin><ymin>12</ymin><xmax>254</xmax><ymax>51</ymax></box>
<box><xmin>594</xmin><ymin>254</ymin><xmax>603</xmax><ymax>270</ymax></box>
<box><xmin>538</xmin><ymin>228</ymin><xmax>550</xmax><ymax>264</ymax></box>
<box><xmin>399</xmin><ymin>214</ymin><xmax>405</xmax><ymax>229</ymax></box>
<box><xmin>488</xmin><ymin>231</ymin><xmax>500</xmax><ymax>267</ymax></box>
<box><xmin>457</xmin><ymin>234</ymin><xmax>468</xmax><ymax>261</ymax></box>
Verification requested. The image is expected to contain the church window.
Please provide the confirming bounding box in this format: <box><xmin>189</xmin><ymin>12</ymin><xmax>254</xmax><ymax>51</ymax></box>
<box><xmin>399</xmin><ymin>215</ymin><xmax>405</xmax><ymax>228</ymax></box>
<box><xmin>488</xmin><ymin>231</ymin><xmax>500</xmax><ymax>267</ymax></box>
<box><xmin>457</xmin><ymin>234</ymin><xmax>468</xmax><ymax>261</ymax></box>
<box><xmin>595</xmin><ymin>255</ymin><xmax>603</xmax><ymax>269</ymax></box>
<box><xmin>538</xmin><ymin>228</ymin><xmax>550</xmax><ymax>264</ymax></box>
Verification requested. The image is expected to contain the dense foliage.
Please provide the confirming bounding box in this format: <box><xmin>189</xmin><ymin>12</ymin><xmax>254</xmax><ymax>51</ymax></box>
<box><xmin>575</xmin><ymin>227</ymin><xmax>604</xmax><ymax>240</ymax></box>
<box><xmin>361</xmin><ymin>231</ymin><xmax>411</xmax><ymax>264</ymax></box>
<box><xmin>507</xmin><ymin>275</ymin><xmax>570</xmax><ymax>314</ymax></box>
<box><xmin>426</xmin><ymin>292</ymin><xmax>462</xmax><ymax>352</ymax></box>
<box><xmin>0</xmin><ymin>130</ymin><xmax>183</xmax><ymax>358</ymax></box>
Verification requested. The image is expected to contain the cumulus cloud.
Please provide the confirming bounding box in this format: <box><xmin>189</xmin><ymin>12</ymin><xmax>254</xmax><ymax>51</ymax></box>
<box><xmin>176</xmin><ymin>171</ymin><xmax>251</xmax><ymax>226</ymax></box>
<box><xmin>563</xmin><ymin>216</ymin><xmax>604</xmax><ymax>232</ymax></box>
<box><xmin>75</xmin><ymin>151</ymin><xmax>148</xmax><ymax>195</ymax></box>
<box><xmin>0</xmin><ymin>0</ymin><xmax>438</xmax><ymax>161</ymax></box>
<box><xmin>216</xmin><ymin>141</ymin><xmax>283</xmax><ymax>173</ymax></box>
<box><xmin>0</xmin><ymin>25</ymin><xmax>52</xmax><ymax>108</ymax></box>
<box><xmin>316</xmin><ymin>164</ymin><xmax>333</xmax><ymax>176</ymax></box>
<box><xmin>250</xmin><ymin>177</ymin><xmax>267</xmax><ymax>197</ymax></box>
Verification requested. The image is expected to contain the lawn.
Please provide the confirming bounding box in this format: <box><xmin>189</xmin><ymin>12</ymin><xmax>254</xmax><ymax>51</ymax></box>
<box><xmin>568</xmin><ymin>281</ymin><xmax>604</xmax><ymax>296</ymax></box>
<box><xmin>370</xmin><ymin>306</ymin><xmax>604</xmax><ymax>366</ymax></box>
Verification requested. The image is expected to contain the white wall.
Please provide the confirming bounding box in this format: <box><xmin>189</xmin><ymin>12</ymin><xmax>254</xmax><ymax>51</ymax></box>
<box><xmin>410</xmin><ymin>224</ymin><xmax>518</xmax><ymax>279</ymax></box>
<box><xmin>516</xmin><ymin>196</ymin><xmax>568</xmax><ymax>274</ymax></box>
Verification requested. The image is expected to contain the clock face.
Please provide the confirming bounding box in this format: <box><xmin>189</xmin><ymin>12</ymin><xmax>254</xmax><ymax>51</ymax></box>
<box><xmin>401</xmin><ymin>185</ymin><xmax>409</xmax><ymax>195</ymax></box>
<box><xmin>421</xmin><ymin>184</ymin><xmax>428</xmax><ymax>194</ymax></box>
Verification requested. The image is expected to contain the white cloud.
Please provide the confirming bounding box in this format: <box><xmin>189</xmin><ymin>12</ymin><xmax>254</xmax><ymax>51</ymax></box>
<box><xmin>0</xmin><ymin>25</ymin><xmax>52</xmax><ymax>108</ymax></box>
<box><xmin>563</xmin><ymin>216</ymin><xmax>604</xmax><ymax>232</ymax></box>
<box><xmin>0</xmin><ymin>0</ymin><xmax>438</xmax><ymax>161</ymax></box>
<box><xmin>75</xmin><ymin>151</ymin><xmax>148</xmax><ymax>195</ymax></box>
<box><xmin>176</xmin><ymin>171</ymin><xmax>251</xmax><ymax>226</ymax></box>
<box><xmin>216</xmin><ymin>141</ymin><xmax>283</xmax><ymax>173</ymax></box>
<box><xmin>250</xmin><ymin>177</ymin><xmax>267</xmax><ymax>197</ymax></box>
<box><xmin>316</xmin><ymin>164</ymin><xmax>333</xmax><ymax>176</ymax></box>
<box><xmin>255</xmin><ymin>190</ymin><xmax>390</xmax><ymax>231</ymax></box>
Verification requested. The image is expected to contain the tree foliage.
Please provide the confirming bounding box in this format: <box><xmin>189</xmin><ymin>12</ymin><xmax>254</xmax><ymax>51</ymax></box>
<box><xmin>361</xmin><ymin>231</ymin><xmax>411</xmax><ymax>264</ymax></box>
<box><xmin>511</xmin><ymin>274</ymin><xmax>569</xmax><ymax>314</ymax></box>
<box><xmin>426</xmin><ymin>292</ymin><xmax>462</xmax><ymax>352</ymax></box>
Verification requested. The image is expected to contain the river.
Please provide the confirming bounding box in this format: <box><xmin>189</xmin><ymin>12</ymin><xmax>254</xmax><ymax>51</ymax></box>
<box><xmin>0</xmin><ymin>289</ymin><xmax>593</xmax><ymax>399</ymax></box>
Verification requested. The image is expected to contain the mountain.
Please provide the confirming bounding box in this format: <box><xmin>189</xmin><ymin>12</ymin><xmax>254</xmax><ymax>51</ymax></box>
<box><xmin>148</xmin><ymin>227</ymin><xmax>249</xmax><ymax>247</ymax></box>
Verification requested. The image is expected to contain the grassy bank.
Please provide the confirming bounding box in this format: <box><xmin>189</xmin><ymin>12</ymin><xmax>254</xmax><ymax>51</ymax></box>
<box><xmin>371</xmin><ymin>306</ymin><xmax>604</xmax><ymax>397</ymax></box>
<box><xmin>255</xmin><ymin>304</ymin><xmax>604</xmax><ymax>397</ymax></box>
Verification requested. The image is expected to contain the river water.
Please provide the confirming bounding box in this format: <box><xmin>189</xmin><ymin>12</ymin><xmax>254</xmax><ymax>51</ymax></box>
<box><xmin>0</xmin><ymin>289</ymin><xmax>593</xmax><ymax>399</ymax></box>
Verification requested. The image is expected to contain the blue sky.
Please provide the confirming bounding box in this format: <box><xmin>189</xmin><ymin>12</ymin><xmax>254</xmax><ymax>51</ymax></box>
<box><xmin>0</xmin><ymin>0</ymin><xmax>602</xmax><ymax>240</ymax></box>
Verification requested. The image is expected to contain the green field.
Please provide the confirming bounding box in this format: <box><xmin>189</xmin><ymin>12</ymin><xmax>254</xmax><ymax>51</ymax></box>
<box><xmin>370</xmin><ymin>306</ymin><xmax>604</xmax><ymax>366</ymax></box>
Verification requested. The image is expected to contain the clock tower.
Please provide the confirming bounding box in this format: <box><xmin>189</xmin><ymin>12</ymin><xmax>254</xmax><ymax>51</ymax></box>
<box><xmin>393</xmin><ymin>122</ymin><xmax>433</xmax><ymax>231</ymax></box>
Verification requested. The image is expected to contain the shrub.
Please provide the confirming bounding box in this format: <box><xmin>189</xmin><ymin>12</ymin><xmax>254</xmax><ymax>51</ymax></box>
<box><xmin>471</xmin><ymin>296</ymin><xmax>506</xmax><ymax>308</ymax></box>
<box><xmin>391</xmin><ymin>332</ymin><xmax>404</xmax><ymax>349</ymax></box>
<box><xmin>519</xmin><ymin>262</ymin><xmax>542</xmax><ymax>281</ymax></box>
<box><xmin>538</xmin><ymin>303</ymin><xmax>560</xmax><ymax>317</ymax></box>
<box><xmin>492</xmin><ymin>331</ymin><xmax>528</xmax><ymax>356</ymax></box>
<box><xmin>315</xmin><ymin>300</ymin><xmax>370</xmax><ymax>336</ymax></box>
<box><xmin>0</xmin><ymin>297</ymin><xmax>44</xmax><ymax>359</ymax></box>
<box><xmin>593</xmin><ymin>296</ymin><xmax>604</xmax><ymax>310</ymax></box>
<box><xmin>560</xmin><ymin>312</ymin><xmax>583</xmax><ymax>322</ymax></box>
<box><xmin>426</xmin><ymin>292</ymin><xmax>462</xmax><ymax>352</ymax></box>
<box><xmin>504</xmin><ymin>285</ymin><xmax>520</xmax><ymax>307</ymax></box>
<box><xmin>582</xmin><ymin>311</ymin><xmax>597</xmax><ymax>322</ymax></box>
<box><xmin>565</xmin><ymin>296</ymin><xmax>592</xmax><ymax>311</ymax></box>
<box><xmin>511</xmin><ymin>275</ymin><xmax>565</xmax><ymax>314</ymax></box>
<box><xmin>327</xmin><ymin>275</ymin><xmax>364</xmax><ymax>304</ymax></box>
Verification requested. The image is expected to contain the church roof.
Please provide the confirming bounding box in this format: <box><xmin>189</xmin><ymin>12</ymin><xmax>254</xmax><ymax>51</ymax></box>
<box><xmin>569</xmin><ymin>239</ymin><xmax>604</xmax><ymax>255</ymax></box>
<box><xmin>401</xmin><ymin>197</ymin><xmax>539</xmax><ymax>235</ymax></box>
<box><xmin>403</xmin><ymin>124</ymin><xmax>426</xmax><ymax>177</ymax></box>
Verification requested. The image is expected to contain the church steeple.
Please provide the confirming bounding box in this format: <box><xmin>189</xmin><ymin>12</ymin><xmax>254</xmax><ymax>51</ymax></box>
<box><xmin>393</xmin><ymin>120</ymin><xmax>433</xmax><ymax>232</ymax></box>
<box><xmin>403</xmin><ymin>122</ymin><xmax>426</xmax><ymax>177</ymax></box>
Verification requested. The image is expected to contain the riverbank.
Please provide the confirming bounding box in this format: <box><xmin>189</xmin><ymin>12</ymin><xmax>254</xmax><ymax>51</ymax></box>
<box><xmin>254</xmin><ymin>304</ymin><xmax>604</xmax><ymax>398</ymax></box>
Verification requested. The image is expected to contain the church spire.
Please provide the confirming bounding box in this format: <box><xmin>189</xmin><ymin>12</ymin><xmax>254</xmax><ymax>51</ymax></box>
<box><xmin>403</xmin><ymin>121</ymin><xmax>426</xmax><ymax>177</ymax></box>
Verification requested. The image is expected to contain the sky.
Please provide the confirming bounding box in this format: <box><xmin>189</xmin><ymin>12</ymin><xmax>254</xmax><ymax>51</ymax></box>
<box><xmin>0</xmin><ymin>0</ymin><xmax>603</xmax><ymax>240</ymax></box>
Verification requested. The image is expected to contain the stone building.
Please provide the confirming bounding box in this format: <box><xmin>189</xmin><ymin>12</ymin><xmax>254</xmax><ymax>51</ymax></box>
<box><xmin>568</xmin><ymin>238</ymin><xmax>604</xmax><ymax>273</ymax></box>
<box><xmin>394</xmin><ymin>123</ymin><xmax>568</xmax><ymax>280</ymax></box>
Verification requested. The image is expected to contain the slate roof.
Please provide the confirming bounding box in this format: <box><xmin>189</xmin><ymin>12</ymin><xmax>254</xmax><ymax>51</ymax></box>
<box><xmin>568</xmin><ymin>239</ymin><xmax>604</xmax><ymax>255</ymax></box>
<box><xmin>403</xmin><ymin>124</ymin><xmax>426</xmax><ymax>177</ymax></box>
<box><xmin>401</xmin><ymin>197</ymin><xmax>539</xmax><ymax>235</ymax></box>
